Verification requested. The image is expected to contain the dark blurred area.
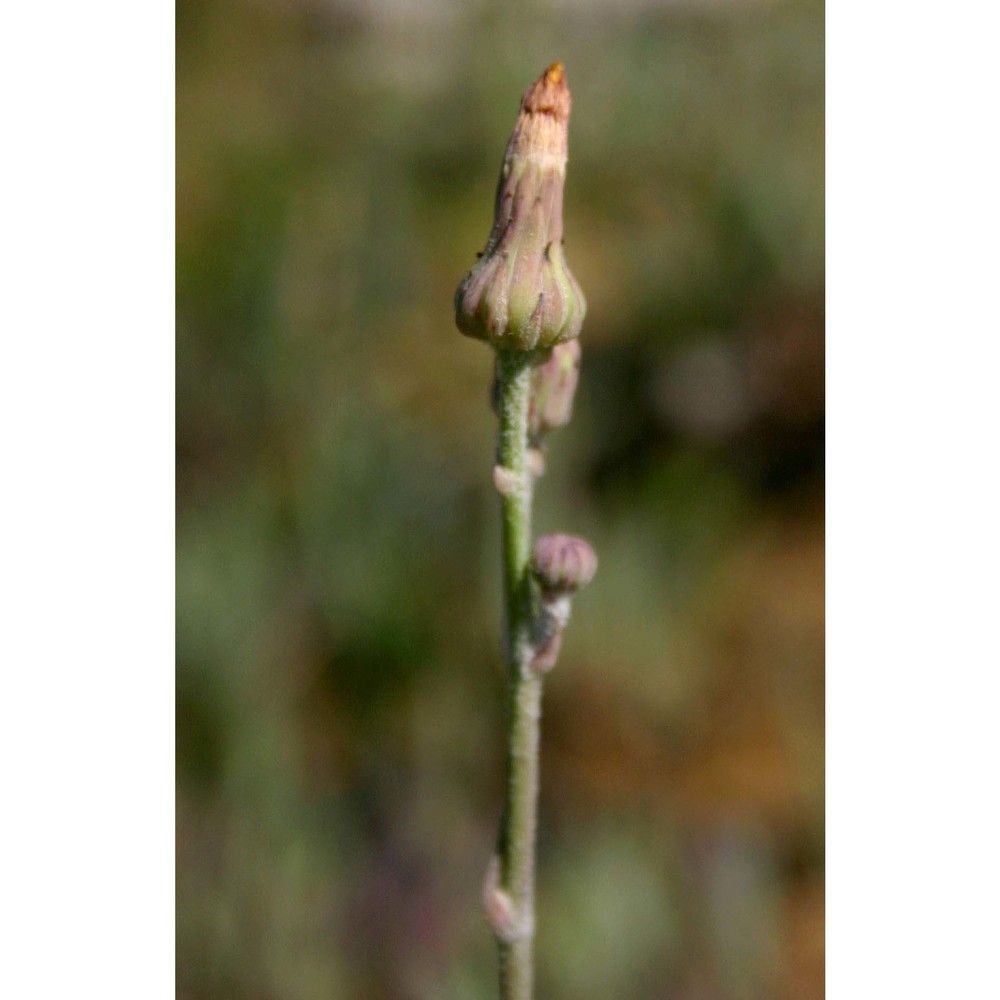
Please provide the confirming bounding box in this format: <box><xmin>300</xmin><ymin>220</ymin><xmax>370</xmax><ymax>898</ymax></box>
<box><xmin>176</xmin><ymin>0</ymin><xmax>824</xmax><ymax>997</ymax></box>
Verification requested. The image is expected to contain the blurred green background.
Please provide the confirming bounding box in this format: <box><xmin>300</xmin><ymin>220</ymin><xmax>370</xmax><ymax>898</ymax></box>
<box><xmin>176</xmin><ymin>0</ymin><xmax>824</xmax><ymax>997</ymax></box>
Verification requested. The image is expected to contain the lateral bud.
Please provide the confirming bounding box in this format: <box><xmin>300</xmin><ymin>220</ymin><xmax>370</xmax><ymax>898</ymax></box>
<box><xmin>529</xmin><ymin>339</ymin><xmax>581</xmax><ymax>441</ymax></box>
<box><xmin>492</xmin><ymin>464</ymin><xmax>521</xmax><ymax>496</ymax></box>
<box><xmin>530</xmin><ymin>533</ymin><xmax>597</xmax><ymax>597</ymax></box>
<box><xmin>529</xmin><ymin>533</ymin><xmax>597</xmax><ymax>673</ymax></box>
<box><xmin>483</xmin><ymin>855</ymin><xmax>534</xmax><ymax>944</ymax></box>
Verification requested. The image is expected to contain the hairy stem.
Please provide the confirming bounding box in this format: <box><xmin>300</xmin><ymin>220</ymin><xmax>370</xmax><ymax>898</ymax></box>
<box><xmin>495</xmin><ymin>348</ymin><xmax>542</xmax><ymax>1000</ymax></box>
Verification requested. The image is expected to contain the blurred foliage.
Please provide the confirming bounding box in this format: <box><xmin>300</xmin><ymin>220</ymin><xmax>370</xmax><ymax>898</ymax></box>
<box><xmin>177</xmin><ymin>0</ymin><xmax>824</xmax><ymax>997</ymax></box>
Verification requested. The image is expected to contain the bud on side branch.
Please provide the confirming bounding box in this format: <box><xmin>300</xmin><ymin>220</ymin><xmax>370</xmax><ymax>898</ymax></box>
<box><xmin>529</xmin><ymin>339</ymin><xmax>581</xmax><ymax>441</ymax></box>
<box><xmin>531</xmin><ymin>532</ymin><xmax>598</xmax><ymax>597</ymax></box>
<box><xmin>529</xmin><ymin>534</ymin><xmax>597</xmax><ymax>672</ymax></box>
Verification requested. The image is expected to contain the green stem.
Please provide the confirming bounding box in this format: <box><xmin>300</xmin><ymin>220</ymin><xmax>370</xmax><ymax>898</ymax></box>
<box><xmin>494</xmin><ymin>349</ymin><xmax>542</xmax><ymax>1000</ymax></box>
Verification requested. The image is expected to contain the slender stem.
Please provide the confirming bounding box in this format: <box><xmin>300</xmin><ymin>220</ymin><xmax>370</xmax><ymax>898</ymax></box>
<box><xmin>494</xmin><ymin>348</ymin><xmax>542</xmax><ymax>1000</ymax></box>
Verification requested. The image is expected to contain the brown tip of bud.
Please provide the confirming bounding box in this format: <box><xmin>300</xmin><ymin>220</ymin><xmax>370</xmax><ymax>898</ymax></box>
<box><xmin>531</xmin><ymin>533</ymin><xmax>597</xmax><ymax>593</ymax></box>
<box><xmin>521</xmin><ymin>63</ymin><xmax>571</xmax><ymax>123</ymax></box>
<box><xmin>512</xmin><ymin>65</ymin><xmax>571</xmax><ymax>159</ymax></box>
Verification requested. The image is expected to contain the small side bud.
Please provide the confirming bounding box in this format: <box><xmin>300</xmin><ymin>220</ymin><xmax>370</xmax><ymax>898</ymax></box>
<box><xmin>492</xmin><ymin>464</ymin><xmax>521</xmax><ymax>496</ymax></box>
<box><xmin>483</xmin><ymin>855</ymin><xmax>533</xmax><ymax>943</ymax></box>
<box><xmin>527</xmin><ymin>447</ymin><xmax>546</xmax><ymax>478</ymax></box>
<box><xmin>529</xmin><ymin>339</ymin><xmax>581</xmax><ymax>440</ymax></box>
<box><xmin>530</xmin><ymin>533</ymin><xmax>597</xmax><ymax>595</ymax></box>
<box><xmin>529</xmin><ymin>534</ymin><xmax>593</xmax><ymax>673</ymax></box>
<box><xmin>455</xmin><ymin>64</ymin><xmax>586</xmax><ymax>352</ymax></box>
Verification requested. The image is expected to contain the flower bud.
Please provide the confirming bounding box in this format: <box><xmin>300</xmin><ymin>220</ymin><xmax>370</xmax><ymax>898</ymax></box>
<box><xmin>530</xmin><ymin>533</ymin><xmax>597</xmax><ymax>594</ymax></box>
<box><xmin>455</xmin><ymin>63</ymin><xmax>586</xmax><ymax>352</ymax></box>
<box><xmin>529</xmin><ymin>339</ymin><xmax>581</xmax><ymax>439</ymax></box>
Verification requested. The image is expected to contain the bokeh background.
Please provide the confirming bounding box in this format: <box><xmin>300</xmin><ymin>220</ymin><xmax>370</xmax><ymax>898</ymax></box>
<box><xmin>176</xmin><ymin>0</ymin><xmax>824</xmax><ymax>997</ymax></box>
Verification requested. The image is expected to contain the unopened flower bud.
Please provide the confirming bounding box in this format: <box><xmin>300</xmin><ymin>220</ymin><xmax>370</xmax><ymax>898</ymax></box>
<box><xmin>455</xmin><ymin>63</ymin><xmax>586</xmax><ymax>352</ymax></box>
<box><xmin>529</xmin><ymin>339</ymin><xmax>581</xmax><ymax>439</ymax></box>
<box><xmin>530</xmin><ymin>533</ymin><xmax>597</xmax><ymax>595</ymax></box>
